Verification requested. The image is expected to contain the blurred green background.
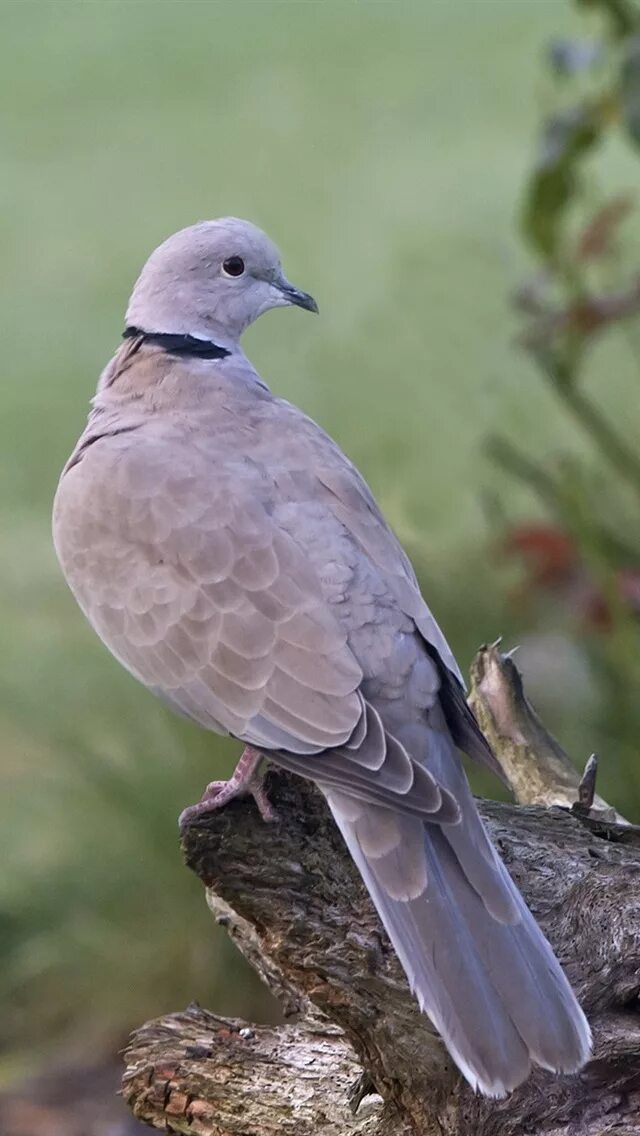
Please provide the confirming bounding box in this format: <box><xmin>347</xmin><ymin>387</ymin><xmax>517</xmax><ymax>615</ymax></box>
<box><xmin>2</xmin><ymin>0</ymin><xmax>639</xmax><ymax>1104</ymax></box>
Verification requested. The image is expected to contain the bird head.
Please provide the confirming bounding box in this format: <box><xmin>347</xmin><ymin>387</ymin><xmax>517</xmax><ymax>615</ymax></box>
<box><xmin>125</xmin><ymin>218</ymin><xmax>318</xmax><ymax>346</ymax></box>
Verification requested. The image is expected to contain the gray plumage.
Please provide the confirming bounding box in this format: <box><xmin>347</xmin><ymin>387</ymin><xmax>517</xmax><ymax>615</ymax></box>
<box><xmin>53</xmin><ymin>218</ymin><xmax>591</xmax><ymax>1096</ymax></box>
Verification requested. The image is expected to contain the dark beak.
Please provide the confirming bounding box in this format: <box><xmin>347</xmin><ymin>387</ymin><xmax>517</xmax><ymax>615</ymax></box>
<box><xmin>278</xmin><ymin>280</ymin><xmax>319</xmax><ymax>314</ymax></box>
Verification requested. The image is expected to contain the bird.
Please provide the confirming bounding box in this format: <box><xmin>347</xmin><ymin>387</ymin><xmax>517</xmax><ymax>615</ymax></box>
<box><xmin>52</xmin><ymin>217</ymin><xmax>591</xmax><ymax>1097</ymax></box>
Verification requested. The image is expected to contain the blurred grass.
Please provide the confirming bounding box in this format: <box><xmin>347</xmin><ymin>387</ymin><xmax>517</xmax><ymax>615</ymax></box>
<box><xmin>1</xmin><ymin>0</ymin><xmax>639</xmax><ymax>1064</ymax></box>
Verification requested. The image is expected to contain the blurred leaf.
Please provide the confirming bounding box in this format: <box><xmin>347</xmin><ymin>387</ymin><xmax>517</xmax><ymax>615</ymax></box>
<box><xmin>548</xmin><ymin>38</ymin><xmax>603</xmax><ymax>77</ymax></box>
<box><xmin>576</xmin><ymin>194</ymin><xmax>635</xmax><ymax>258</ymax></box>
<box><xmin>522</xmin><ymin>105</ymin><xmax>602</xmax><ymax>261</ymax></box>
<box><xmin>488</xmin><ymin>435</ymin><xmax>640</xmax><ymax>565</ymax></box>
<box><xmin>503</xmin><ymin>522</ymin><xmax>577</xmax><ymax>588</ymax></box>
<box><xmin>575</xmin><ymin>0</ymin><xmax>639</xmax><ymax>39</ymax></box>
<box><xmin>517</xmin><ymin>277</ymin><xmax>640</xmax><ymax>351</ymax></box>
<box><xmin>501</xmin><ymin>519</ymin><xmax>640</xmax><ymax>631</ymax></box>
<box><xmin>511</xmin><ymin>274</ymin><xmax>553</xmax><ymax>316</ymax></box>
<box><xmin>621</xmin><ymin>34</ymin><xmax>640</xmax><ymax>147</ymax></box>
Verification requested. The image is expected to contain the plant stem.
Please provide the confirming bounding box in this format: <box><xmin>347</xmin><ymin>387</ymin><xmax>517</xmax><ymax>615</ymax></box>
<box><xmin>487</xmin><ymin>433</ymin><xmax>640</xmax><ymax>562</ymax></box>
<box><xmin>529</xmin><ymin>347</ymin><xmax>640</xmax><ymax>497</ymax></box>
<box><xmin>556</xmin><ymin>381</ymin><xmax>640</xmax><ymax>497</ymax></box>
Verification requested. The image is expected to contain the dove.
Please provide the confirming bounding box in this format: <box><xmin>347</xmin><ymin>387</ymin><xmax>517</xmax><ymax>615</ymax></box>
<box><xmin>52</xmin><ymin>218</ymin><xmax>591</xmax><ymax>1096</ymax></box>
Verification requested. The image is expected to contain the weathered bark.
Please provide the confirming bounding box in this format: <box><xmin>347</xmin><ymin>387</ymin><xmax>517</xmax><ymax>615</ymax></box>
<box><xmin>468</xmin><ymin>643</ymin><xmax>628</xmax><ymax>822</ymax></box>
<box><xmin>123</xmin><ymin>649</ymin><xmax>640</xmax><ymax>1136</ymax></box>
<box><xmin>123</xmin><ymin>1006</ymin><xmax>385</xmax><ymax>1136</ymax></box>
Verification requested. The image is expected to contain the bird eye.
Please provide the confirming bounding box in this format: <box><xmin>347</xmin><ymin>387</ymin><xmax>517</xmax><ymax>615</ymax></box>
<box><xmin>222</xmin><ymin>256</ymin><xmax>245</xmax><ymax>278</ymax></box>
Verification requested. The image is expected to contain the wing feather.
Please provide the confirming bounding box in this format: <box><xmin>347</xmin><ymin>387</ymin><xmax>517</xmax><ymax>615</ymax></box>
<box><xmin>314</xmin><ymin>459</ymin><xmax>508</xmax><ymax>780</ymax></box>
<box><xmin>55</xmin><ymin>426</ymin><xmax>493</xmax><ymax>824</ymax></box>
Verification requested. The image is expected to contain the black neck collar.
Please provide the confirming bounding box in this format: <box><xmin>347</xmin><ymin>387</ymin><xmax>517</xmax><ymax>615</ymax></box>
<box><xmin>123</xmin><ymin>326</ymin><xmax>231</xmax><ymax>360</ymax></box>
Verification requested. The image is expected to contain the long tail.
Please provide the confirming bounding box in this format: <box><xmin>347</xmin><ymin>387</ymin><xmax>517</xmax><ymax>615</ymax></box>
<box><xmin>324</xmin><ymin>739</ymin><xmax>591</xmax><ymax>1097</ymax></box>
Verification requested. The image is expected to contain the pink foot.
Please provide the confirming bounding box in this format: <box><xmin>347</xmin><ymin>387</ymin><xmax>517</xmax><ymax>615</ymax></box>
<box><xmin>179</xmin><ymin>746</ymin><xmax>277</xmax><ymax>829</ymax></box>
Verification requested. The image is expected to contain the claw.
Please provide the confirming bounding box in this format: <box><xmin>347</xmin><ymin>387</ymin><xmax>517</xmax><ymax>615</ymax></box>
<box><xmin>179</xmin><ymin>746</ymin><xmax>277</xmax><ymax>830</ymax></box>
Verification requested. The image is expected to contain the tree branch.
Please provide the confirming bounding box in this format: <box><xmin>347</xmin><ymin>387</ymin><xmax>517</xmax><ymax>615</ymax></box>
<box><xmin>123</xmin><ymin>1006</ymin><xmax>385</xmax><ymax>1136</ymax></box>
<box><xmin>122</xmin><ymin>652</ymin><xmax>640</xmax><ymax>1136</ymax></box>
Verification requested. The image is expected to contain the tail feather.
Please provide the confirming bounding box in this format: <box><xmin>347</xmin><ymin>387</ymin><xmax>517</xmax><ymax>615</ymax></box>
<box><xmin>325</xmin><ymin>743</ymin><xmax>591</xmax><ymax>1097</ymax></box>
